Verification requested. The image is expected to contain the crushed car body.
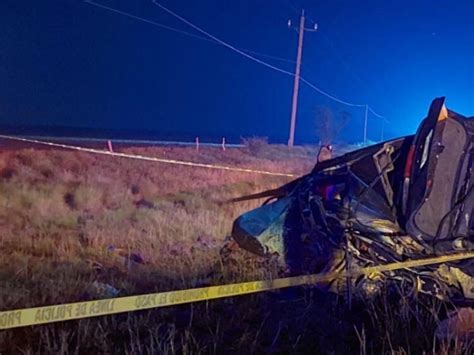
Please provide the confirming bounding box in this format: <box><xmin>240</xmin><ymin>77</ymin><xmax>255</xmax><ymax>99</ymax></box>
<box><xmin>231</xmin><ymin>97</ymin><xmax>474</xmax><ymax>304</ymax></box>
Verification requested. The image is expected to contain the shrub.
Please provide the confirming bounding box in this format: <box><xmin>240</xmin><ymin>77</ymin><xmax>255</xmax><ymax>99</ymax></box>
<box><xmin>241</xmin><ymin>136</ymin><xmax>269</xmax><ymax>154</ymax></box>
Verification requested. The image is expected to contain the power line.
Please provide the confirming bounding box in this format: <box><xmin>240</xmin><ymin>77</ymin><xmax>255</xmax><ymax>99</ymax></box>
<box><xmin>283</xmin><ymin>8</ymin><xmax>387</xmax><ymax>145</ymax></box>
<box><xmin>300</xmin><ymin>78</ymin><xmax>365</xmax><ymax>107</ymax></box>
<box><xmin>84</xmin><ymin>0</ymin><xmax>295</xmax><ymax>64</ymax></box>
<box><xmin>151</xmin><ymin>0</ymin><xmax>296</xmax><ymax>77</ymax></box>
<box><xmin>153</xmin><ymin>0</ymin><xmax>390</xmax><ymax>142</ymax></box>
<box><xmin>85</xmin><ymin>0</ymin><xmax>207</xmax><ymax>41</ymax></box>
<box><xmin>86</xmin><ymin>1</ymin><xmax>389</xmax><ymax>136</ymax></box>
<box><xmin>234</xmin><ymin>49</ymin><xmax>294</xmax><ymax>64</ymax></box>
<box><xmin>151</xmin><ymin>0</ymin><xmax>378</xmax><ymax>111</ymax></box>
<box><xmin>368</xmin><ymin>106</ymin><xmax>389</xmax><ymax>122</ymax></box>
<box><xmin>87</xmin><ymin>0</ymin><xmax>383</xmax><ymax>115</ymax></box>
<box><xmin>276</xmin><ymin>1</ymin><xmax>389</xmax><ymax>122</ymax></box>
<box><xmin>280</xmin><ymin>4</ymin><xmax>367</xmax><ymax>100</ymax></box>
<box><xmin>279</xmin><ymin>3</ymin><xmax>390</xmax><ymax>121</ymax></box>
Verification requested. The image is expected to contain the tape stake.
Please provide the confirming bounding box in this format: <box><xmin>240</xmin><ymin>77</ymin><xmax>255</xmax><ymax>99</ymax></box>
<box><xmin>0</xmin><ymin>135</ymin><xmax>295</xmax><ymax>177</ymax></box>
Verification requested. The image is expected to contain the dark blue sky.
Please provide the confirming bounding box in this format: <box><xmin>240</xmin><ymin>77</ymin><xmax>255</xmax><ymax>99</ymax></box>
<box><xmin>1</xmin><ymin>0</ymin><xmax>473</xmax><ymax>143</ymax></box>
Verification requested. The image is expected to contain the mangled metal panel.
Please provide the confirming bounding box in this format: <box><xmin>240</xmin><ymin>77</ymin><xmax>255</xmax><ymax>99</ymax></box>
<box><xmin>230</xmin><ymin>97</ymin><xmax>474</xmax><ymax>305</ymax></box>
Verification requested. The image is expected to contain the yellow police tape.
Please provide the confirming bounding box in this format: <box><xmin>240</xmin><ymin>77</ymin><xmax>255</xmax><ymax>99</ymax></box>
<box><xmin>1</xmin><ymin>251</ymin><xmax>474</xmax><ymax>330</ymax></box>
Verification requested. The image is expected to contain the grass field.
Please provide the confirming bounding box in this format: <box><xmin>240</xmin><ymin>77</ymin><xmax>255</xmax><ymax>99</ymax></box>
<box><xmin>0</xmin><ymin>140</ymin><xmax>472</xmax><ymax>354</ymax></box>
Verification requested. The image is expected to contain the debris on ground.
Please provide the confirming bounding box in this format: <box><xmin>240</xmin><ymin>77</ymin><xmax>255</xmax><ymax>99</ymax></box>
<box><xmin>89</xmin><ymin>281</ymin><xmax>120</xmax><ymax>298</ymax></box>
<box><xmin>107</xmin><ymin>245</ymin><xmax>146</xmax><ymax>265</ymax></box>
<box><xmin>196</xmin><ymin>235</ymin><xmax>218</xmax><ymax>249</ymax></box>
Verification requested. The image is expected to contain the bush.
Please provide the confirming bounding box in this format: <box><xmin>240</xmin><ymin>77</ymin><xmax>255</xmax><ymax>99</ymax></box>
<box><xmin>241</xmin><ymin>136</ymin><xmax>268</xmax><ymax>154</ymax></box>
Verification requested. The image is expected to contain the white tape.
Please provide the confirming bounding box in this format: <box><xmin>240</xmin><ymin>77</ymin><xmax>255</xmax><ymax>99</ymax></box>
<box><xmin>0</xmin><ymin>135</ymin><xmax>296</xmax><ymax>177</ymax></box>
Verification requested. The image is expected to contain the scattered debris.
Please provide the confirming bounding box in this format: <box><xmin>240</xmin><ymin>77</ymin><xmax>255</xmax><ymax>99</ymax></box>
<box><xmin>130</xmin><ymin>184</ymin><xmax>140</xmax><ymax>195</ymax></box>
<box><xmin>86</xmin><ymin>260</ymin><xmax>105</xmax><ymax>274</ymax></box>
<box><xmin>168</xmin><ymin>242</ymin><xmax>193</xmax><ymax>258</ymax></box>
<box><xmin>63</xmin><ymin>192</ymin><xmax>77</xmax><ymax>209</ymax></box>
<box><xmin>89</xmin><ymin>281</ymin><xmax>120</xmax><ymax>298</ymax></box>
<box><xmin>196</xmin><ymin>235</ymin><xmax>218</xmax><ymax>249</ymax></box>
<box><xmin>107</xmin><ymin>245</ymin><xmax>146</xmax><ymax>265</ymax></box>
<box><xmin>135</xmin><ymin>198</ymin><xmax>154</xmax><ymax>209</ymax></box>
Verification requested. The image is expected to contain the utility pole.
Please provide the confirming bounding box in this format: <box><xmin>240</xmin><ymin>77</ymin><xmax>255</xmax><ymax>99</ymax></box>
<box><xmin>287</xmin><ymin>10</ymin><xmax>317</xmax><ymax>147</ymax></box>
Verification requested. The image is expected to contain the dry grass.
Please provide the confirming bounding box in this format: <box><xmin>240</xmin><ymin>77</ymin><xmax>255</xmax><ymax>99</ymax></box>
<box><xmin>0</xmin><ymin>143</ymin><xmax>472</xmax><ymax>354</ymax></box>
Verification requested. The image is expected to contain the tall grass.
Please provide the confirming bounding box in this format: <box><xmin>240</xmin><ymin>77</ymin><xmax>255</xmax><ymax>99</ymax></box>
<box><xmin>0</xmin><ymin>144</ymin><xmax>472</xmax><ymax>353</ymax></box>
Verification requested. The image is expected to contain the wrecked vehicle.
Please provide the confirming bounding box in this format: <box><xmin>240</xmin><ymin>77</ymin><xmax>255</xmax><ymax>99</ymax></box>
<box><xmin>231</xmin><ymin>97</ymin><xmax>474</xmax><ymax>304</ymax></box>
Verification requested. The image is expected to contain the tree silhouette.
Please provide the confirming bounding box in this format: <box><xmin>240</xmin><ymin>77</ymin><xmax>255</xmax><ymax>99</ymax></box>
<box><xmin>314</xmin><ymin>106</ymin><xmax>352</xmax><ymax>144</ymax></box>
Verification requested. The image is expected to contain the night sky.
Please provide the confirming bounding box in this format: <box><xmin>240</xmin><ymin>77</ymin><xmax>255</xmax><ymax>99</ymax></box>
<box><xmin>1</xmin><ymin>0</ymin><xmax>473</xmax><ymax>143</ymax></box>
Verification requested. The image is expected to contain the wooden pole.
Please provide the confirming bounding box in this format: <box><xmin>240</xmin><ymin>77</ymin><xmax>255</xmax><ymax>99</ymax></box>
<box><xmin>107</xmin><ymin>140</ymin><xmax>113</xmax><ymax>153</ymax></box>
<box><xmin>288</xmin><ymin>10</ymin><xmax>306</xmax><ymax>147</ymax></box>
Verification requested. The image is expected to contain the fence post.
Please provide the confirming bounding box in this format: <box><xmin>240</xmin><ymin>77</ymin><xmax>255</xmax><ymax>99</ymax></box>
<box><xmin>195</xmin><ymin>137</ymin><xmax>199</xmax><ymax>151</ymax></box>
<box><xmin>107</xmin><ymin>140</ymin><xmax>114</xmax><ymax>153</ymax></box>
<box><xmin>222</xmin><ymin>137</ymin><xmax>226</xmax><ymax>151</ymax></box>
